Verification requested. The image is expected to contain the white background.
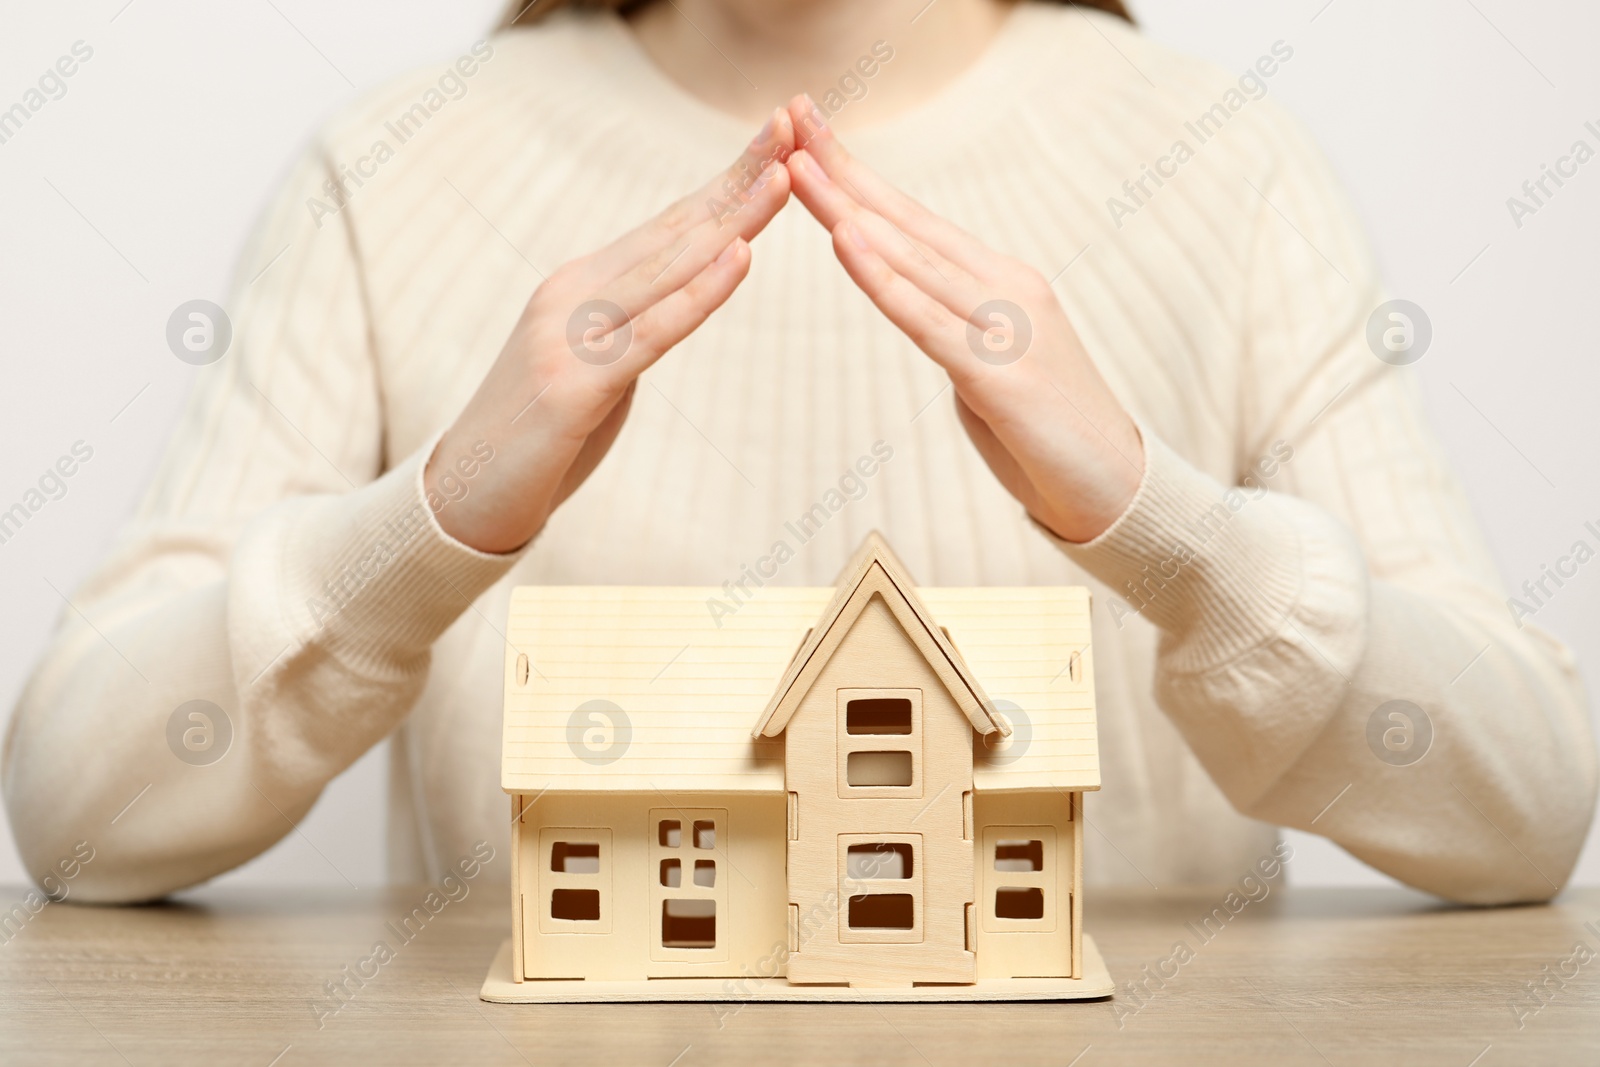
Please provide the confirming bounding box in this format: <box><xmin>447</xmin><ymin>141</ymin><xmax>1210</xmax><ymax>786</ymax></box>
<box><xmin>1</xmin><ymin>0</ymin><xmax>1596</xmax><ymax>892</ymax></box>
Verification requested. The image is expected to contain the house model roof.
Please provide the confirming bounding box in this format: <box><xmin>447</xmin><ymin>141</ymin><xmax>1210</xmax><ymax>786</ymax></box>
<box><xmin>500</xmin><ymin>534</ymin><xmax>1100</xmax><ymax>795</ymax></box>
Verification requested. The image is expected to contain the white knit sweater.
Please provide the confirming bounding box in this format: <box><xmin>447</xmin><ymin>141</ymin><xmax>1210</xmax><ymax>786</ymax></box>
<box><xmin>5</xmin><ymin>3</ymin><xmax>1593</xmax><ymax>903</ymax></box>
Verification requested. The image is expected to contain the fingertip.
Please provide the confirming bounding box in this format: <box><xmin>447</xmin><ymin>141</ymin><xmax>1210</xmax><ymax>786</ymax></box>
<box><xmin>751</xmin><ymin>158</ymin><xmax>790</xmax><ymax>212</ymax></box>
<box><xmin>790</xmin><ymin>93</ymin><xmax>830</xmax><ymax>149</ymax></box>
<box><xmin>749</xmin><ymin>110</ymin><xmax>776</xmax><ymax>151</ymax></box>
<box><xmin>771</xmin><ymin>107</ymin><xmax>795</xmax><ymax>154</ymax></box>
<box><xmin>787</xmin><ymin>149</ymin><xmax>827</xmax><ymax>186</ymax></box>
<box><xmin>748</xmin><ymin>106</ymin><xmax>794</xmax><ymax>162</ymax></box>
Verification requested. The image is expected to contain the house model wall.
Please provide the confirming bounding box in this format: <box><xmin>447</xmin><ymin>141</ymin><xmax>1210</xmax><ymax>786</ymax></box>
<box><xmin>495</xmin><ymin>534</ymin><xmax>1104</xmax><ymax>998</ymax></box>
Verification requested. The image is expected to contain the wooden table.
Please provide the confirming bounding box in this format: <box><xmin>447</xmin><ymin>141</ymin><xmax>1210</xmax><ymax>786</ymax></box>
<box><xmin>2</xmin><ymin>883</ymin><xmax>1597</xmax><ymax>1065</ymax></box>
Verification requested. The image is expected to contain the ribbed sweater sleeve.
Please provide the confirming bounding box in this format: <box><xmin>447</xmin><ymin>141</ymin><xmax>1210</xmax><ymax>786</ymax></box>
<box><xmin>1051</xmin><ymin>102</ymin><xmax>1595</xmax><ymax>904</ymax></box>
<box><xmin>2</xmin><ymin>144</ymin><xmax>519</xmax><ymax>902</ymax></box>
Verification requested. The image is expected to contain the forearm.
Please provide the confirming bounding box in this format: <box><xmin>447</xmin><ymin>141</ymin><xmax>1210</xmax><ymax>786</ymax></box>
<box><xmin>1242</xmin><ymin>581</ymin><xmax>1595</xmax><ymax>903</ymax></box>
<box><xmin>1058</xmin><ymin>432</ymin><xmax>1596</xmax><ymax>903</ymax></box>
<box><xmin>6</xmin><ymin>583</ymin><xmax>285</xmax><ymax>902</ymax></box>
<box><xmin>3</xmin><ymin>445</ymin><xmax>517</xmax><ymax>902</ymax></box>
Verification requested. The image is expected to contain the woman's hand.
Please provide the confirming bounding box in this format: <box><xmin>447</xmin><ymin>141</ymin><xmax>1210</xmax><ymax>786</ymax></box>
<box><xmin>426</xmin><ymin>110</ymin><xmax>796</xmax><ymax>554</ymax></box>
<box><xmin>784</xmin><ymin>97</ymin><xmax>1144</xmax><ymax>544</ymax></box>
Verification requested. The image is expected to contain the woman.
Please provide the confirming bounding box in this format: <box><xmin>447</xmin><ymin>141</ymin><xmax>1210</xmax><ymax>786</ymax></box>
<box><xmin>5</xmin><ymin>0</ymin><xmax>1593</xmax><ymax>904</ymax></box>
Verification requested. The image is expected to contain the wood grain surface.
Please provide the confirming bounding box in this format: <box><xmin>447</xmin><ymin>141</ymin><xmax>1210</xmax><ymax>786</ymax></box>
<box><xmin>2</xmin><ymin>883</ymin><xmax>1597</xmax><ymax>1065</ymax></box>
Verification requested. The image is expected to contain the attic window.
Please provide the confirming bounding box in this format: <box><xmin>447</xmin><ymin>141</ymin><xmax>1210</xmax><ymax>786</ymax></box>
<box><xmin>658</xmin><ymin>820</ymin><xmax>681</xmax><ymax>848</ymax></box>
<box><xmin>847</xmin><ymin>751</ymin><xmax>914</xmax><ymax>788</ymax></box>
<box><xmin>693</xmin><ymin>821</ymin><xmax>716</xmax><ymax>849</ymax></box>
<box><xmin>847</xmin><ymin>843</ymin><xmax>913</xmax><ymax>880</ymax></box>
<box><xmin>994</xmin><ymin>840</ymin><xmax>1043</xmax><ymax>872</ymax></box>
<box><xmin>550</xmin><ymin>841</ymin><xmax>600</xmax><ymax>874</ymax></box>
<box><xmin>846</xmin><ymin>697</ymin><xmax>913</xmax><ymax>734</ymax></box>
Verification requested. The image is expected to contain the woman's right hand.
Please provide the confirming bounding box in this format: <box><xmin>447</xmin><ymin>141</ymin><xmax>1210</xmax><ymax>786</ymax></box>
<box><xmin>425</xmin><ymin>110</ymin><xmax>795</xmax><ymax>554</ymax></box>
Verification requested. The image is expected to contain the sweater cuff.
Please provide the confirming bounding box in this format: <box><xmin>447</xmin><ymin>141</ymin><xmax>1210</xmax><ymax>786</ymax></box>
<box><xmin>1037</xmin><ymin>428</ymin><xmax>1359</xmax><ymax>676</ymax></box>
<box><xmin>230</xmin><ymin>433</ymin><xmax>523</xmax><ymax>683</ymax></box>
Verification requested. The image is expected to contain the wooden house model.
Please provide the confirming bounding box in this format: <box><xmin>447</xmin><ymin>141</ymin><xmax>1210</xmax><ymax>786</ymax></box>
<box><xmin>480</xmin><ymin>534</ymin><xmax>1113</xmax><ymax>1001</ymax></box>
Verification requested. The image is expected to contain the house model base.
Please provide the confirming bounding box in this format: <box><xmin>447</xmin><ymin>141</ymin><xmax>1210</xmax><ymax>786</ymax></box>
<box><xmin>479</xmin><ymin>935</ymin><xmax>1114</xmax><ymax>1002</ymax></box>
<box><xmin>490</xmin><ymin>534</ymin><xmax>1108</xmax><ymax>1002</ymax></box>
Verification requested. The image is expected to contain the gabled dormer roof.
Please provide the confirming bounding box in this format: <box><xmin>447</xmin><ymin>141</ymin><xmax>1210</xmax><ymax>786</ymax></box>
<box><xmin>750</xmin><ymin>532</ymin><xmax>1005</xmax><ymax>740</ymax></box>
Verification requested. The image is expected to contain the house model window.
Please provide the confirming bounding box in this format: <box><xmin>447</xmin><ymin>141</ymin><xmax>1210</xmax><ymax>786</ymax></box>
<box><xmin>982</xmin><ymin>826</ymin><xmax>1055</xmax><ymax>932</ymax></box>
<box><xmin>839</xmin><ymin>689</ymin><xmax>923</xmax><ymax>796</ymax></box>
<box><xmin>649</xmin><ymin>808</ymin><xmax>729</xmax><ymax>960</ymax></box>
<box><xmin>538</xmin><ymin>828</ymin><xmax>612</xmax><ymax>932</ymax></box>
<box><xmin>840</xmin><ymin>834</ymin><xmax>923</xmax><ymax>942</ymax></box>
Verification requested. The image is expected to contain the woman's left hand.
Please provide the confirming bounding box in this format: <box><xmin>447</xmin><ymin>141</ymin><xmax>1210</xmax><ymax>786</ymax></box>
<box><xmin>784</xmin><ymin>96</ymin><xmax>1145</xmax><ymax>544</ymax></box>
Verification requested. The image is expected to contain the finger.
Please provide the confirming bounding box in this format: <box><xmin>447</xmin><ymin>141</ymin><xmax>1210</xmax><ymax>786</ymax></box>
<box><xmin>790</xmin><ymin>148</ymin><xmax>984</xmax><ymax>320</ymax></box>
<box><xmin>829</xmin><ymin>219</ymin><xmax>974</xmax><ymax>376</ymax></box>
<box><xmin>581</xmin><ymin>108</ymin><xmax>794</xmax><ymax>282</ymax></box>
<box><xmin>620</xmin><ymin>237</ymin><xmax>752</xmax><ymax>373</ymax></box>
<box><xmin>786</xmin><ymin>94</ymin><xmax>1003</xmax><ymax>278</ymax></box>
<box><xmin>601</xmin><ymin>160</ymin><xmax>787</xmax><ymax>322</ymax></box>
<box><xmin>785</xmin><ymin>147</ymin><xmax>857</xmax><ymax>232</ymax></box>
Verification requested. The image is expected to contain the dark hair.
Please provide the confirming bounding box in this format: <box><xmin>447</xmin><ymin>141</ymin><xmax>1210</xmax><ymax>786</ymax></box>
<box><xmin>502</xmin><ymin>0</ymin><xmax>1133</xmax><ymax>29</ymax></box>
